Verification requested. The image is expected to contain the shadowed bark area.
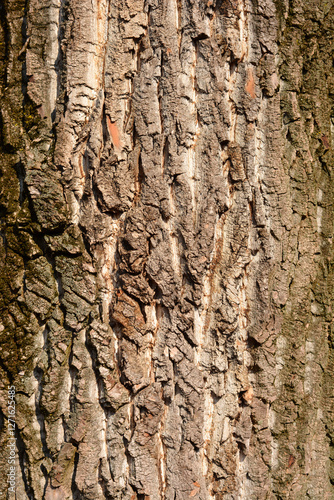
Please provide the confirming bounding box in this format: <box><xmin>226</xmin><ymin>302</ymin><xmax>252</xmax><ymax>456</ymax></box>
<box><xmin>0</xmin><ymin>0</ymin><xmax>333</xmax><ymax>498</ymax></box>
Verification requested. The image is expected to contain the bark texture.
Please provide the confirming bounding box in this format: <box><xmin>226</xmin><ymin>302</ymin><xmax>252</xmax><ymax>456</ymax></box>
<box><xmin>0</xmin><ymin>0</ymin><xmax>333</xmax><ymax>498</ymax></box>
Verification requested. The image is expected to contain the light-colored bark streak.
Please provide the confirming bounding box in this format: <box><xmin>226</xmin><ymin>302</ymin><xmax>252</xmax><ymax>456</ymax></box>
<box><xmin>166</xmin><ymin>184</ymin><xmax>183</xmax><ymax>280</ymax></box>
<box><xmin>54</xmin><ymin>0</ymin><xmax>110</xmax><ymax>225</ymax></box>
<box><xmin>157</xmin><ymin>406</ymin><xmax>168</xmax><ymax>500</ymax></box>
<box><xmin>146</xmin><ymin>304</ymin><xmax>158</xmax><ymax>384</ymax></box>
<box><xmin>187</xmin><ymin>148</ymin><xmax>197</xmax><ymax>217</ymax></box>
<box><xmin>187</xmin><ymin>42</ymin><xmax>200</xmax><ymax>220</ymax></box>
<box><xmin>238</xmin><ymin>0</ymin><xmax>247</xmax><ymax>62</ymax></box>
<box><xmin>47</xmin><ymin>1</ymin><xmax>62</xmax><ymax>122</ymax></box>
<box><xmin>195</xmin><ymin>214</ymin><xmax>223</xmax><ymax>493</ymax></box>
<box><xmin>228</xmin><ymin>70</ymin><xmax>238</xmax><ymax>143</ymax></box>
<box><xmin>175</xmin><ymin>0</ymin><xmax>182</xmax><ymax>51</ymax></box>
<box><xmin>317</xmin><ymin>188</ymin><xmax>323</xmax><ymax>233</ymax></box>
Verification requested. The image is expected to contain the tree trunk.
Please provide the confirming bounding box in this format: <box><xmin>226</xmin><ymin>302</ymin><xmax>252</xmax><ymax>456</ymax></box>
<box><xmin>0</xmin><ymin>0</ymin><xmax>333</xmax><ymax>498</ymax></box>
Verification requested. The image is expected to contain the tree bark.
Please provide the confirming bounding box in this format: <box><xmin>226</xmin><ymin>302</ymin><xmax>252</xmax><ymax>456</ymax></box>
<box><xmin>0</xmin><ymin>0</ymin><xmax>333</xmax><ymax>498</ymax></box>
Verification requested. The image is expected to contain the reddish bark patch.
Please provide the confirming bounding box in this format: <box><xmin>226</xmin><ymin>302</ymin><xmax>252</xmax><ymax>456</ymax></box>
<box><xmin>322</xmin><ymin>134</ymin><xmax>330</xmax><ymax>149</ymax></box>
<box><xmin>107</xmin><ymin>116</ymin><xmax>121</xmax><ymax>149</ymax></box>
<box><xmin>288</xmin><ymin>454</ymin><xmax>295</xmax><ymax>468</ymax></box>
<box><xmin>245</xmin><ymin>69</ymin><xmax>256</xmax><ymax>98</ymax></box>
<box><xmin>190</xmin><ymin>487</ymin><xmax>200</xmax><ymax>497</ymax></box>
<box><xmin>242</xmin><ymin>386</ymin><xmax>254</xmax><ymax>403</ymax></box>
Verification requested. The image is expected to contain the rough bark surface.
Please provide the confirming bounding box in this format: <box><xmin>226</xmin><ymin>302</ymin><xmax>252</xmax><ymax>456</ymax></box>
<box><xmin>0</xmin><ymin>0</ymin><xmax>333</xmax><ymax>498</ymax></box>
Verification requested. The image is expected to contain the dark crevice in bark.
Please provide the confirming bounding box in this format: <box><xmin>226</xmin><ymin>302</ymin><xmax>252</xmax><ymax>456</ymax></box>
<box><xmin>41</xmin><ymin>463</ymin><xmax>49</xmax><ymax>499</ymax></box>
<box><xmin>16</xmin><ymin>427</ymin><xmax>34</xmax><ymax>499</ymax></box>
<box><xmin>33</xmin><ymin>365</ymin><xmax>52</xmax><ymax>460</ymax></box>
<box><xmin>71</xmin><ymin>449</ymin><xmax>80</xmax><ymax>499</ymax></box>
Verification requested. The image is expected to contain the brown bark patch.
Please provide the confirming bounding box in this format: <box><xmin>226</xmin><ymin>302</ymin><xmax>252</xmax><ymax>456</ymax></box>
<box><xmin>322</xmin><ymin>134</ymin><xmax>330</xmax><ymax>149</ymax></box>
<box><xmin>245</xmin><ymin>69</ymin><xmax>256</xmax><ymax>98</ymax></box>
<box><xmin>288</xmin><ymin>455</ymin><xmax>296</xmax><ymax>468</ymax></box>
<box><xmin>107</xmin><ymin>116</ymin><xmax>121</xmax><ymax>149</ymax></box>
